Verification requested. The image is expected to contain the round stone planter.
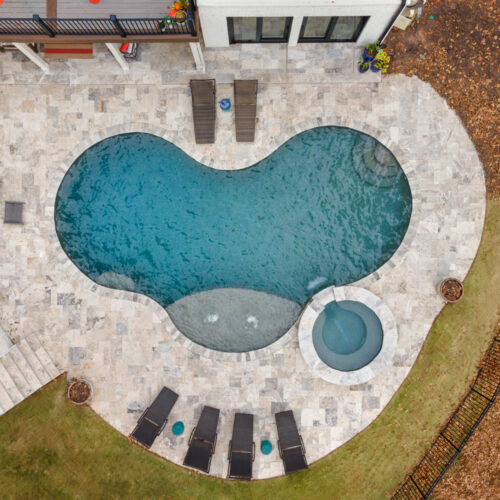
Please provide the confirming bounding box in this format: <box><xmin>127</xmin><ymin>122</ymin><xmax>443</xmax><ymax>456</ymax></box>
<box><xmin>67</xmin><ymin>378</ymin><xmax>92</xmax><ymax>405</ymax></box>
<box><xmin>439</xmin><ymin>278</ymin><xmax>464</xmax><ymax>303</ymax></box>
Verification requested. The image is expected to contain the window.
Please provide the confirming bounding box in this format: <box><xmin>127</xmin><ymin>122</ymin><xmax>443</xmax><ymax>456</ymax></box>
<box><xmin>299</xmin><ymin>16</ymin><xmax>368</xmax><ymax>43</ymax></box>
<box><xmin>228</xmin><ymin>17</ymin><xmax>292</xmax><ymax>43</ymax></box>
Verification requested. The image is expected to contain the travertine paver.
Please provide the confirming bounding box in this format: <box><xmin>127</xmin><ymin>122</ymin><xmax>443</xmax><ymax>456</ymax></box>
<box><xmin>0</xmin><ymin>43</ymin><xmax>485</xmax><ymax>478</ymax></box>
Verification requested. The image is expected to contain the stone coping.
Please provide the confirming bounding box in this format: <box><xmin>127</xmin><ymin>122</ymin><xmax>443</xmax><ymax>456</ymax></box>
<box><xmin>299</xmin><ymin>286</ymin><xmax>398</xmax><ymax>386</ymax></box>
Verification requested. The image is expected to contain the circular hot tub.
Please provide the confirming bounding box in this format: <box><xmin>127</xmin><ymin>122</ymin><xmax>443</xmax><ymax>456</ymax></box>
<box><xmin>313</xmin><ymin>300</ymin><xmax>383</xmax><ymax>372</ymax></box>
<box><xmin>298</xmin><ymin>286</ymin><xmax>398</xmax><ymax>386</ymax></box>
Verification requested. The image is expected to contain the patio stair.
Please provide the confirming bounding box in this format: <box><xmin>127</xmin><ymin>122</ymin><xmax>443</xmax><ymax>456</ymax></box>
<box><xmin>0</xmin><ymin>334</ymin><xmax>62</xmax><ymax>416</ymax></box>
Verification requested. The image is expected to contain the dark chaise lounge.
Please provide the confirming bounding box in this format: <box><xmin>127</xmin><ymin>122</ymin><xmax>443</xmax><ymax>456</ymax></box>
<box><xmin>190</xmin><ymin>79</ymin><xmax>216</xmax><ymax>144</ymax></box>
<box><xmin>130</xmin><ymin>386</ymin><xmax>178</xmax><ymax>448</ymax></box>
<box><xmin>227</xmin><ymin>413</ymin><xmax>255</xmax><ymax>480</ymax></box>
<box><xmin>275</xmin><ymin>410</ymin><xmax>308</xmax><ymax>474</ymax></box>
<box><xmin>183</xmin><ymin>406</ymin><xmax>220</xmax><ymax>473</ymax></box>
<box><xmin>234</xmin><ymin>79</ymin><xmax>258</xmax><ymax>142</ymax></box>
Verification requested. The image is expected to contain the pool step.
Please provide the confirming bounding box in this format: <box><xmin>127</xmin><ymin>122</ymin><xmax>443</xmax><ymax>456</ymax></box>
<box><xmin>351</xmin><ymin>136</ymin><xmax>400</xmax><ymax>188</ymax></box>
<box><xmin>0</xmin><ymin>334</ymin><xmax>62</xmax><ymax>417</ymax></box>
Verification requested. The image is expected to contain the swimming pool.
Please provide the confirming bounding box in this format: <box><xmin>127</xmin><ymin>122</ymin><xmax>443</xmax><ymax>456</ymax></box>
<box><xmin>55</xmin><ymin>127</ymin><xmax>412</xmax><ymax>352</ymax></box>
<box><xmin>312</xmin><ymin>300</ymin><xmax>383</xmax><ymax>371</ymax></box>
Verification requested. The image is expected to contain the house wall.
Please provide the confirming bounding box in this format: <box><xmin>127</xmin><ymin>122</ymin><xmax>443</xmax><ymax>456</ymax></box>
<box><xmin>198</xmin><ymin>0</ymin><xmax>403</xmax><ymax>47</ymax></box>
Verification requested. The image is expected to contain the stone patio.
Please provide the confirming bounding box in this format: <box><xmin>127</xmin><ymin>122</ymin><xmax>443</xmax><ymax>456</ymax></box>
<box><xmin>0</xmin><ymin>43</ymin><xmax>485</xmax><ymax>479</ymax></box>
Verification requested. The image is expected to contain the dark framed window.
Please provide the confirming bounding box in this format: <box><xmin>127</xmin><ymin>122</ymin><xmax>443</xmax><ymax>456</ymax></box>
<box><xmin>299</xmin><ymin>16</ymin><xmax>368</xmax><ymax>43</ymax></box>
<box><xmin>228</xmin><ymin>17</ymin><xmax>293</xmax><ymax>43</ymax></box>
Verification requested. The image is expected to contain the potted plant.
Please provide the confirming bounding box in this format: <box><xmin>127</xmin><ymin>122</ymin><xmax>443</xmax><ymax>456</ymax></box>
<box><xmin>168</xmin><ymin>0</ymin><xmax>189</xmax><ymax>23</ymax></box>
<box><xmin>67</xmin><ymin>378</ymin><xmax>92</xmax><ymax>405</ymax></box>
<box><xmin>363</xmin><ymin>41</ymin><xmax>386</xmax><ymax>61</ymax></box>
<box><xmin>439</xmin><ymin>278</ymin><xmax>464</xmax><ymax>303</ymax></box>
<box><xmin>358</xmin><ymin>56</ymin><xmax>370</xmax><ymax>73</ymax></box>
<box><xmin>371</xmin><ymin>50</ymin><xmax>390</xmax><ymax>73</ymax></box>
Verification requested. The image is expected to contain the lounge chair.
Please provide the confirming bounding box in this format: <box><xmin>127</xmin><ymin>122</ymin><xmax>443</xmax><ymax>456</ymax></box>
<box><xmin>190</xmin><ymin>79</ymin><xmax>216</xmax><ymax>144</ymax></box>
<box><xmin>130</xmin><ymin>386</ymin><xmax>178</xmax><ymax>448</ymax></box>
<box><xmin>183</xmin><ymin>406</ymin><xmax>220</xmax><ymax>473</ymax></box>
<box><xmin>4</xmin><ymin>201</ymin><xmax>24</xmax><ymax>224</ymax></box>
<box><xmin>227</xmin><ymin>413</ymin><xmax>255</xmax><ymax>480</ymax></box>
<box><xmin>275</xmin><ymin>410</ymin><xmax>308</xmax><ymax>474</ymax></box>
<box><xmin>234</xmin><ymin>79</ymin><xmax>258</xmax><ymax>142</ymax></box>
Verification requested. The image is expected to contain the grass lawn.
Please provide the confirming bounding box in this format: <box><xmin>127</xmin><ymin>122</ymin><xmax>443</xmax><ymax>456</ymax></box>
<box><xmin>0</xmin><ymin>197</ymin><xmax>498</xmax><ymax>499</ymax></box>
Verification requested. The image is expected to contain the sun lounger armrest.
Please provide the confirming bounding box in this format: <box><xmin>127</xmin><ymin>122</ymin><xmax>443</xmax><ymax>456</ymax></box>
<box><xmin>228</xmin><ymin>440</ymin><xmax>232</xmax><ymax>460</ymax></box>
<box><xmin>252</xmin><ymin>442</ymin><xmax>255</xmax><ymax>462</ymax></box>
<box><xmin>158</xmin><ymin>418</ymin><xmax>168</xmax><ymax>436</ymax></box>
<box><xmin>137</xmin><ymin>406</ymin><xmax>149</xmax><ymax>425</ymax></box>
<box><xmin>277</xmin><ymin>439</ymin><xmax>282</xmax><ymax>458</ymax></box>
<box><xmin>211</xmin><ymin>432</ymin><xmax>217</xmax><ymax>454</ymax></box>
<box><xmin>188</xmin><ymin>427</ymin><xmax>196</xmax><ymax>446</ymax></box>
<box><xmin>299</xmin><ymin>435</ymin><xmax>306</xmax><ymax>455</ymax></box>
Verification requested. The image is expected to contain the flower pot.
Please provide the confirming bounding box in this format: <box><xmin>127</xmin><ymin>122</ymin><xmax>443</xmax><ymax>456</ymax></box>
<box><xmin>358</xmin><ymin>65</ymin><xmax>369</xmax><ymax>73</ymax></box>
<box><xmin>363</xmin><ymin>49</ymin><xmax>376</xmax><ymax>61</ymax></box>
<box><xmin>439</xmin><ymin>278</ymin><xmax>464</xmax><ymax>303</ymax></box>
<box><xmin>370</xmin><ymin>63</ymin><xmax>381</xmax><ymax>73</ymax></box>
<box><xmin>174</xmin><ymin>10</ymin><xmax>187</xmax><ymax>23</ymax></box>
<box><xmin>67</xmin><ymin>378</ymin><xmax>92</xmax><ymax>405</ymax></box>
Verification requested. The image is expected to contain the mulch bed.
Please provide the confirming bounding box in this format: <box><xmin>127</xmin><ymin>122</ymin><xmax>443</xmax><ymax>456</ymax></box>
<box><xmin>386</xmin><ymin>0</ymin><xmax>499</xmax><ymax>195</ymax></box>
<box><xmin>68</xmin><ymin>380</ymin><xmax>91</xmax><ymax>404</ymax></box>
<box><xmin>432</xmin><ymin>400</ymin><xmax>500</xmax><ymax>499</ymax></box>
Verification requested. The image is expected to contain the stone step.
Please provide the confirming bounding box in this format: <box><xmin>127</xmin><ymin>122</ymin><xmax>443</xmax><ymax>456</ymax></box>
<box><xmin>0</xmin><ymin>353</ymin><xmax>32</xmax><ymax>398</ymax></box>
<box><xmin>0</xmin><ymin>360</ymin><xmax>23</xmax><ymax>404</ymax></box>
<box><xmin>25</xmin><ymin>334</ymin><xmax>60</xmax><ymax>379</ymax></box>
<box><xmin>17</xmin><ymin>339</ymin><xmax>51</xmax><ymax>386</ymax></box>
<box><xmin>0</xmin><ymin>381</ymin><xmax>14</xmax><ymax>414</ymax></box>
<box><xmin>8</xmin><ymin>345</ymin><xmax>43</xmax><ymax>394</ymax></box>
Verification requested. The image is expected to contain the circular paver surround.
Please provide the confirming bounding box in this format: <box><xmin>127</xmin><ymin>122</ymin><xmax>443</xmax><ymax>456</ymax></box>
<box><xmin>299</xmin><ymin>286</ymin><xmax>398</xmax><ymax>386</ymax></box>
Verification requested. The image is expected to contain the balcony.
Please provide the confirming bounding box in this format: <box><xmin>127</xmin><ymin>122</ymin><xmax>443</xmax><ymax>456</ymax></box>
<box><xmin>0</xmin><ymin>0</ymin><xmax>199</xmax><ymax>42</ymax></box>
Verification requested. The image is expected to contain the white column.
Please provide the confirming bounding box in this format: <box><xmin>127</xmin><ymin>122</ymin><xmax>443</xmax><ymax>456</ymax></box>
<box><xmin>189</xmin><ymin>42</ymin><xmax>206</xmax><ymax>72</ymax></box>
<box><xmin>288</xmin><ymin>16</ymin><xmax>303</xmax><ymax>47</ymax></box>
<box><xmin>105</xmin><ymin>43</ymin><xmax>130</xmax><ymax>74</ymax></box>
<box><xmin>12</xmin><ymin>43</ymin><xmax>50</xmax><ymax>74</ymax></box>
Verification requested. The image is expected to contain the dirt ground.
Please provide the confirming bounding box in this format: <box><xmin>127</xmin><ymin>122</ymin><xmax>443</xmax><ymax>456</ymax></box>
<box><xmin>386</xmin><ymin>0</ymin><xmax>499</xmax><ymax>195</ymax></box>
<box><xmin>387</xmin><ymin>1</ymin><xmax>499</xmax><ymax>497</ymax></box>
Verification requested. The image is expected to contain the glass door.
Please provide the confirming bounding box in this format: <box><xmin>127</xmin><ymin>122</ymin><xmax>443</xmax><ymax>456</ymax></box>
<box><xmin>228</xmin><ymin>17</ymin><xmax>293</xmax><ymax>43</ymax></box>
<box><xmin>299</xmin><ymin>16</ymin><xmax>368</xmax><ymax>42</ymax></box>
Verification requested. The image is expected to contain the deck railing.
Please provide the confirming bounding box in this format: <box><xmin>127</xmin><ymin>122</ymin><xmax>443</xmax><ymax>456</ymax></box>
<box><xmin>392</xmin><ymin>328</ymin><xmax>500</xmax><ymax>499</ymax></box>
<box><xmin>0</xmin><ymin>11</ymin><xmax>197</xmax><ymax>38</ymax></box>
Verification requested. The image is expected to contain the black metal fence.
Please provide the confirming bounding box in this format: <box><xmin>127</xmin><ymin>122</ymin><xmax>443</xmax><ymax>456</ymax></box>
<box><xmin>392</xmin><ymin>329</ymin><xmax>500</xmax><ymax>499</ymax></box>
<box><xmin>0</xmin><ymin>12</ymin><xmax>196</xmax><ymax>37</ymax></box>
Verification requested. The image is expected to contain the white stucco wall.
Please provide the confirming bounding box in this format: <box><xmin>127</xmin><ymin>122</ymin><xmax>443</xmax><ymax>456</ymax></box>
<box><xmin>198</xmin><ymin>0</ymin><xmax>403</xmax><ymax>47</ymax></box>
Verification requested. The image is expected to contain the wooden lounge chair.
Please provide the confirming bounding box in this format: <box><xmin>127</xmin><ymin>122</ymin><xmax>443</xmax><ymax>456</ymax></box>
<box><xmin>234</xmin><ymin>80</ymin><xmax>258</xmax><ymax>142</ymax></box>
<box><xmin>130</xmin><ymin>386</ymin><xmax>178</xmax><ymax>448</ymax></box>
<box><xmin>275</xmin><ymin>410</ymin><xmax>308</xmax><ymax>474</ymax></box>
<box><xmin>183</xmin><ymin>406</ymin><xmax>220</xmax><ymax>473</ymax></box>
<box><xmin>227</xmin><ymin>413</ymin><xmax>255</xmax><ymax>480</ymax></box>
<box><xmin>4</xmin><ymin>202</ymin><xmax>24</xmax><ymax>224</ymax></box>
<box><xmin>190</xmin><ymin>79</ymin><xmax>216</xmax><ymax>144</ymax></box>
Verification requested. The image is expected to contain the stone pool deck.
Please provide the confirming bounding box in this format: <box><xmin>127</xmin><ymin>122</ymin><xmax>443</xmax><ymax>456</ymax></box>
<box><xmin>0</xmin><ymin>43</ymin><xmax>485</xmax><ymax>478</ymax></box>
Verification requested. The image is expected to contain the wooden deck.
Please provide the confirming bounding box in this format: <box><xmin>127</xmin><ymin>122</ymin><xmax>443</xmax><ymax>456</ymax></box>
<box><xmin>0</xmin><ymin>0</ymin><xmax>199</xmax><ymax>42</ymax></box>
<box><xmin>0</xmin><ymin>0</ymin><xmax>171</xmax><ymax>18</ymax></box>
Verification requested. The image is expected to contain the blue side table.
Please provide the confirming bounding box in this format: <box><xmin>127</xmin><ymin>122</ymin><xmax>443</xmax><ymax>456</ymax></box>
<box><xmin>172</xmin><ymin>421</ymin><xmax>184</xmax><ymax>436</ymax></box>
<box><xmin>219</xmin><ymin>98</ymin><xmax>231</xmax><ymax>111</ymax></box>
<box><xmin>260</xmin><ymin>439</ymin><xmax>272</xmax><ymax>455</ymax></box>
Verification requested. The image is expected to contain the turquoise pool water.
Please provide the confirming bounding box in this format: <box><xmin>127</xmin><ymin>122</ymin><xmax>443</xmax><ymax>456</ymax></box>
<box><xmin>312</xmin><ymin>301</ymin><xmax>383</xmax><ymax>371</ymax></box>
<box><xmin>55</xmin><ymin>127</ymin><xmax>411</xmax><ymax>351</ymax></box>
